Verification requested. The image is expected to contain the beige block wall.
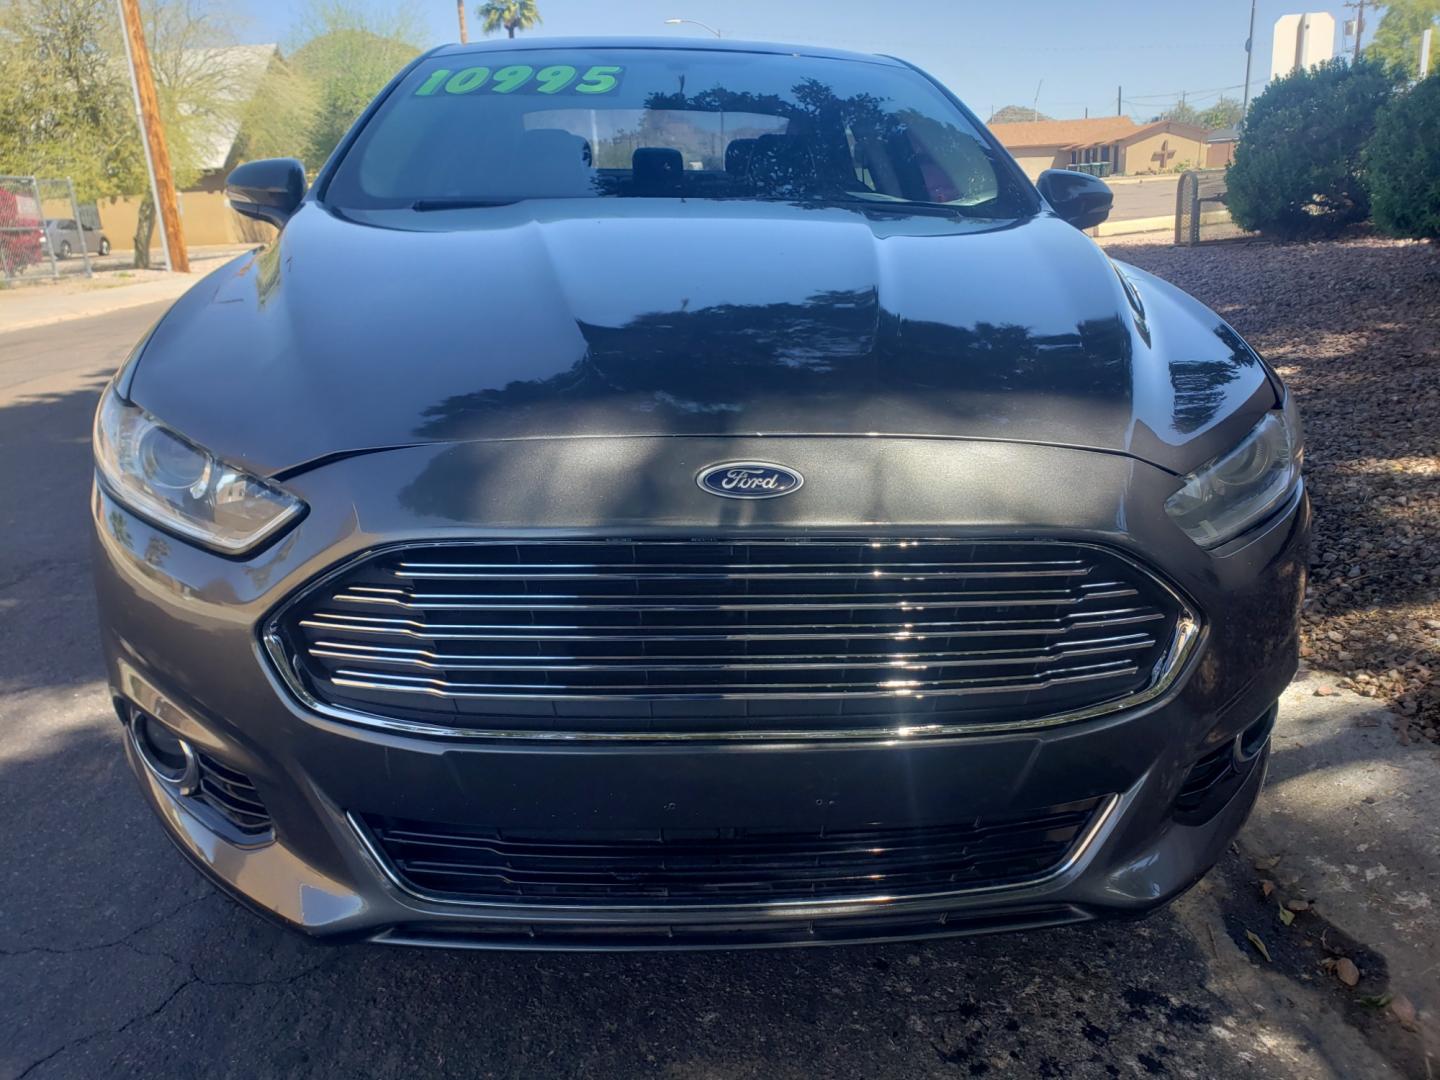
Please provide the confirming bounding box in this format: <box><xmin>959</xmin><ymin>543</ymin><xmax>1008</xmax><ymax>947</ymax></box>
<box><xmin>1206</xmin><ymin>142</ymin><xmax>1236</xmax><ymax>168</ymax></box>
<box><xmin>1009</xmin><ymin>149</ymin><xmax>1063</xmax><ymax>181</ymax></box>
<box><xmin>98</xmin><ymin>191</ymin><xmax>274</xmax><ymax>251</ymax></box>
<box><xmin>1118</xmin><ymin>132</ymin><xmax>1207</xmax><ymax>175</ymax></box>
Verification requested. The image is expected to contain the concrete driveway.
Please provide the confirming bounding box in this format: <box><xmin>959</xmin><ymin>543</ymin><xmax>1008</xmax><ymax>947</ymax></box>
<box><xmin>1</xmin><ymin>304</ymin><xmax>1434</xmax><ymax>1079</ymax></box>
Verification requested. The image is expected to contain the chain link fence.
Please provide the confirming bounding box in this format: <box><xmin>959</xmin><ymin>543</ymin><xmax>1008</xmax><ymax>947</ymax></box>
<box><xmin>1174</xmin><ymin>168</ymin><xmax>1250</xmax><ymax>245</ymax></box>
<box><xmin>1</xmin><ymin>176</ymin><xmax>96</xmax><ymax>284</ymax></box>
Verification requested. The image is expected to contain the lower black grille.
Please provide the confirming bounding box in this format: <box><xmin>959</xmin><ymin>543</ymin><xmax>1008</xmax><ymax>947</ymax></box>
<box><xmin>193</xmin><ymin>754</ymin><xmax>272</xmax><ymax>836</ymax></box>
<box><xmin>1174</xmin><ymin>707</ymin><xmax>1275</xmax><ymax>823</ymax></box>
<box><xmin>1174</xmin><ymin>744</ymin><xmax>1236</xmax><ymax>813</ymax></box>
<box><xmin>360</xmin><ymin>797</ymin><xmax>1108</xmax><ymax>905</ymax></box>
<box><xmin>271</xmin><ymin>538</ymin><xmax>1190</xmax><ymax>736</ymax></box>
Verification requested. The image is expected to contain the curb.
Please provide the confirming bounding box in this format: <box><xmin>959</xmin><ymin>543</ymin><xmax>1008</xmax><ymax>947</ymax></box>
<box><xmin>0</xmin><ymin>274</ymin><xmax>204</xmax><ymax>335</ymax></box>
<box><xmin>1092</xmin><ymin>214</ymin><xmax>1173</xmax><ymax>238</ymax></box>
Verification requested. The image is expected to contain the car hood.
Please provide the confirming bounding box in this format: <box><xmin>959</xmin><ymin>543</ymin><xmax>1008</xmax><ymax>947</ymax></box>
<box><xmin>127</xmin><ymin>200</ymin><xmax>1275</xmax><ymax>478</ymax></box>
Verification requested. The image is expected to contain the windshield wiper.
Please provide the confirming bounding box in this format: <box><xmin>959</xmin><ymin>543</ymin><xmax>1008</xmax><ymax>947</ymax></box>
<box><xmin>814</xmin><ymin>195</ymin><xmax>990</xmax><ymax>219</ymax></box>
<box><xmin>411</xmin><ymin>197</ymin><xmax>522</xmax><ymax>211</ymax></box>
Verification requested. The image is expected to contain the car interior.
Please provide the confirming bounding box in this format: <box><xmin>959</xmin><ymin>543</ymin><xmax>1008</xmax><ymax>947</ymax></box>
<box><xmin>350</xmin><ymin>99</ymin><xmax>1002</xmax><ymax>210</ymax></box>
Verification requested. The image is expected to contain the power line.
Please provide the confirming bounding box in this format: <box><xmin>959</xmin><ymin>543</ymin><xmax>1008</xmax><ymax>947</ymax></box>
<box><xmin>1122</xmin><ymin>82</ymin><xmax>1246</xmax><ymax>103</ymax></box>
<box><xmin>981</xmin><ymin>42</ymin><xmax>1237</xmax><ymax>54</ymax></box>
<box><xmin>1124</xmin><ymin>88</ymin><xmax>1237</xmax><ymax>110</ymax></box>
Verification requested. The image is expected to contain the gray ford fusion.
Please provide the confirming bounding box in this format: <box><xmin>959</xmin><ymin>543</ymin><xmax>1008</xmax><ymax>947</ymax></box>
<box><xmin>92</xmin><ymin>38</ymin><xmax>1308</xmax><ymax>949</ymax></box>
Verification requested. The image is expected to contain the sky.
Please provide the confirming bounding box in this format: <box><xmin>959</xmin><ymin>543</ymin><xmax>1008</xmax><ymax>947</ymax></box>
<box><xmin>237</xmin><ymin>1</ymin><xmax>1373</xmax><ymax>122</ymax></box>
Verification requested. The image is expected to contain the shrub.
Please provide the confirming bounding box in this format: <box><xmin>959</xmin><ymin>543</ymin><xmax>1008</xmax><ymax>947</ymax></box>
<box><xmin>1366</xmin><ymin>75</ymin><xmax>1440</xmax><ymax>240</ymax></box>
<box><xmin>1227</xmin><ymin>59</ymin><xmax>1395</xmax><ymax>239</ymax></box>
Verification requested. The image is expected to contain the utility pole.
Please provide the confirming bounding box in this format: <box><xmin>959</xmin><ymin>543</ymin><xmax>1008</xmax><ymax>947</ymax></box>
<box><xmin>1032</xmin><ymin>78</ymin><xmax>1043</xmax><ymax>121</ymax></box>
<box><xmin>1344</xmin><ymin>0</ymin><xmax>1367</xmax><ymax>64</ymax></box>
<box><xmin>1116</xmin><ymin>85</ymin><xmax>1122</xmax><ymax>116</ymax></box>
<box><xmin>456</xmin><ymin>1</ymin><xmax>468</xmax><ymax>42</ymax></box>
<box><xmin>115</xmin><ymin>0</ymin><xmax>187</xmax><ymax>273</ymax></box>
<box><xmin>1241</xmin><ymin>0</ymin><xmax>1257</xmax><ymax>116</ymax></box>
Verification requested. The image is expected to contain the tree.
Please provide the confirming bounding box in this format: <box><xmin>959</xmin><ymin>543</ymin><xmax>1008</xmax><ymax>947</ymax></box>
<box><xmin>1155</xmin><ymin>101</ymin><xmax>1201</xmax><ymax>125</ymax></box>
<box><xmin>1226</xmin><ymin>58</ymin><xmax>1395</xmax><ymax>239</ymax></box>
<box><xmin>282</xmin><ymin>3</ymin><xmax>421</xmax><ymax>172</ymax></box>
<box><xmin>132</xmin><ymin>3</ymin><xmax>249</xmax><ymax>265</ymax></box>
<box><xmin>1366</xmin><ymin>0</ymin><xmax>1440</xmax><ymax>80</ymax></box>
<box><xmin>0</xmin><ymin>0</ymin><xmax>145</xmax><ymax>205</ymax></box>
<box><xmin>987</xmin><ymin>105</ymin><xmax>1051</xmax><ymax>124</ymax></box>
<box><xmin>1197</xmin><ymin>96</ymin><xmax>1244</xmax><ymax>130</ymax></box>
<box><xmin>1366</xmin><ymin>75</ymin><xmax>1440</xmax><ymax>238</ymax></box>
<box><xmin>0</xmin><ymin>0</ymin><xmax>244</xmax><ymax>266</ymax></box>
<box><xmin>233</xmin><ymin>56</ymin><xmax>316</xmax><ymax>165</ymax></box>
<box><xmin>477</xmin><ymin>0</ymin><xmax>542</xmax><ymax>39</ymax></box>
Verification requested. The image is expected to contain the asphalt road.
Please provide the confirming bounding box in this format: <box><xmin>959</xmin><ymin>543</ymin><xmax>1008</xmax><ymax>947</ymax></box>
<box><xmin>0</xmin><ymin>305</ymin><xmax>1420</xmax><ymax>1080</ymax></box>
<box><xmin>1106</xmin><ymin>177</ymin><xmax>1180</xmax><ymax>223</ymax></box>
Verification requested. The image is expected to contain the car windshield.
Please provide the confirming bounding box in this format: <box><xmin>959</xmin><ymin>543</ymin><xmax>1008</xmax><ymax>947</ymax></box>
<box><xmin>324</xmin><ymin>47</ymin><xmax>1034</xmax><ymax>219</ymax></box>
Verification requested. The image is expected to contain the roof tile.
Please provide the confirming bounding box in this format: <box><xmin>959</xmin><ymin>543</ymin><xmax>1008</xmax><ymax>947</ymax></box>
<box><xmin>987</xmin><ymin>116</ymin><xmax>1139</xmax><ymax>150</ymax></box>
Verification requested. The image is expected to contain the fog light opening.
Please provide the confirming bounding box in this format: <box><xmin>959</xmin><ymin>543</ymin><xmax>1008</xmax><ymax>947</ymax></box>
<box><xmin>1234</xmin><ymin>706</ymin><xmax>1277</xmax><ymax>764</ymax></box>
<box><xmin>129</xmin><ymin>708</ymin><xmax>200</xmax><ymax>795</ymax></box>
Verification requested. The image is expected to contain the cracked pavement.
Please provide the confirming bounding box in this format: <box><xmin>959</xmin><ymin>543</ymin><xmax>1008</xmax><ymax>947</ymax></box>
<box><xmin>1</xmin><ymin>304</ymin><xmax>1436</xmax><ymax>1079</ymax></box>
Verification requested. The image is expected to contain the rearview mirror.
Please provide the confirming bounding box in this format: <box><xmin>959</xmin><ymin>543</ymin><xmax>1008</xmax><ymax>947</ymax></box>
<box><xmin>1036</xmin><ymin>169</ymin><xmax>1113</xmax><ymax>231</ymax></box>
<box><xmin>225</xmin><ymin>158</ymin><xmax>306</xmax><ymax>228</ymax></box>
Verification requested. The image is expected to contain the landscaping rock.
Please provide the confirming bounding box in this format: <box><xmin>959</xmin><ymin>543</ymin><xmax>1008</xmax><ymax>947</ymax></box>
<box><xmin>1104</xmin><ymin>233</ymin><xmax>1440</xmax><ymax>740</ymax></box>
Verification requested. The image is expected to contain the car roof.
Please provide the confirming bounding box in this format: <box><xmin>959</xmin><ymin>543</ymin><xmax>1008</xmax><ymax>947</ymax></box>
<box><xmin>428</xmin><ymin>36</ymin><xmax>902</xmax><ymax>68</ymax></box>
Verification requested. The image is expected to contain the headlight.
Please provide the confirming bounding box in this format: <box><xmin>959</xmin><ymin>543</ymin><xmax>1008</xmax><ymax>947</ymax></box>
<box><xmin>1164</xmin><ymin>399</ymin><xmax>1302</xmax><ymax>549</ymax></box>
<box><xmin>94</xmin><ymin>387</ymin><xmax>304</xmax><ymax>554</ymax></box>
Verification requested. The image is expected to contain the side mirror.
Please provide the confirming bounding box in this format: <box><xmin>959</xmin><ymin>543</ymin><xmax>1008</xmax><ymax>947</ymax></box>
<box><xmin>1036</xmin><ymin>169</ymin><xmax>1113</xmax><ymax>231</ymax></box>
<box><xmin>225</xmin><ymin>158</ymin><xmax>306</xmax><ymax>228</ymax></box>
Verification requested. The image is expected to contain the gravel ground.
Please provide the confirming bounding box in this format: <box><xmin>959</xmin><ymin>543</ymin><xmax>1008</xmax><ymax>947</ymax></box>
<box><xmin>1104</xmin><ymin>233</ymin><xmax>1440</xmax><ymax>740</ymax></box>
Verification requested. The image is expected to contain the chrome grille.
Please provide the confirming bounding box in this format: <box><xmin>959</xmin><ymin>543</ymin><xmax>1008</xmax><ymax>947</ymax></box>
<box><xmin>268</xmin><ymin>539</ymin><xmax>1190</xmax><ymax>736</ymax></box>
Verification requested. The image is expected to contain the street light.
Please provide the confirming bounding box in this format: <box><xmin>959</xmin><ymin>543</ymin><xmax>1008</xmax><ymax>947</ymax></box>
<box><xmin>663</xmin><ymin>18</ymin><xmax>724</xmax><ymax>164</ymax></box>
<box><xmin>664</xmin><ymin>17</ymin><xmax>722</xmax><ymax>37</ymax></box>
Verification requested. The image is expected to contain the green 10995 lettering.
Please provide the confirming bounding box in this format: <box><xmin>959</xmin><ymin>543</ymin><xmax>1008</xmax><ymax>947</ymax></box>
<box><xmin>414</xmin><ymin>64</ymin><xmax>624</xmax><ymax>97</ymax></box>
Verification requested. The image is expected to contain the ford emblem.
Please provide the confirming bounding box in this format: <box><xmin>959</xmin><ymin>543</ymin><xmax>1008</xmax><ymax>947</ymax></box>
<box><xmin>696</xmin><ymin>462</ymin><xmax>804</xmax><ymax>500</ymax></box>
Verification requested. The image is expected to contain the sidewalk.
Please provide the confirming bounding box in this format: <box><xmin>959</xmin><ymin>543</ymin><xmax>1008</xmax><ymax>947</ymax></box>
<box><xmin>1239</xmin><ymin>672</ymin><xmax>1440</xmax><ymax>1067</ymax></box>
<box><xmin>0</xmin><ymin>248</ymin><xmax>248</xmax><ymax>335</ymax></box>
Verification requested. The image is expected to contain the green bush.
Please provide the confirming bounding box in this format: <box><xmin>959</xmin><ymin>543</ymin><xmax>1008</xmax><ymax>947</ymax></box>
<box><xmin>1366</xmin><ymin>74</ymin><xmax>1440</xmax><ymax>240</ymax></box>
<box><xmin>1227</xmin><ymin>59</ymin><xmax>1395</xmax><ymax>239</ymax></box>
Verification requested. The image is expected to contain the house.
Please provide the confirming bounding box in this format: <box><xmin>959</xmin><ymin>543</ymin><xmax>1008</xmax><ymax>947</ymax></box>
<box><xmin>1204</xmin><ymin>126</ymin><xmax>1240</xmax><ymax>168</ymax></box>
<box><xmin>99</xmin><ymin>44</ymin><xmax>282</xmax><ymax>251</ymax></box>
<box><xmin>186</xmin><ymin>44</ymin><xmax>287</xmax><ymax>191</ymax></box>
<box><xmin>987</xmin><ymin>116</ymin><xmax>1215</xmax><ymax>180</ymax></box>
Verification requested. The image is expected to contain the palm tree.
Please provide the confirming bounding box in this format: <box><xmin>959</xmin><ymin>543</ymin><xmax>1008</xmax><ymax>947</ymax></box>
<box><xmin>456</xmin><ymin>1</ymin><xmax>468</xmax><ymax>42</ymax></box>
<box><xmin>477</xmin><ymin>0</ymin><xmax>542</xmax><ymax>39</ymax></box>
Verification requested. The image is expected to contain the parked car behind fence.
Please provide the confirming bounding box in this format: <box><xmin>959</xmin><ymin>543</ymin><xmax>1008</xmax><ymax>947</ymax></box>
<box><xmin>40</xmin><ymin>217</ymin><xmax>110</xmax><ymax>258</ymax></box>
<box><xmin>1</xmin><ymin>175</ymin><xmax>97</xmax><ymax>282</ymax></box>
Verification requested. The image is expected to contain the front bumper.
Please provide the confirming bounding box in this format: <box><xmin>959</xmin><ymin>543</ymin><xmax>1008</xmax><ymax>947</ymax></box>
<box><xmin>93</xmin><ymin>436</ymin><xmax>1309</xmax><ymax>949</ymax></box>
